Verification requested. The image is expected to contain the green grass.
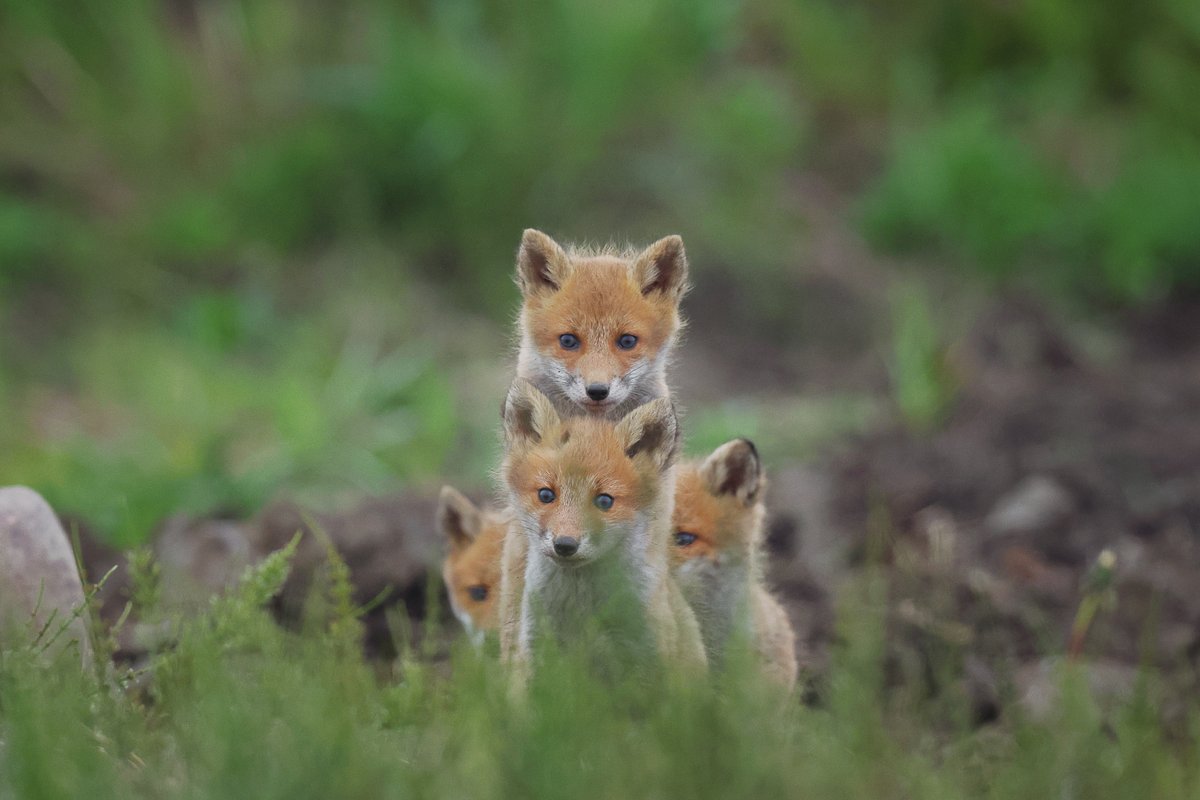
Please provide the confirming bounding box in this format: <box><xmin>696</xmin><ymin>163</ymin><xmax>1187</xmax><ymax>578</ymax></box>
<box><xmin>889</xmin><ymin>284</ymin><xmax>958</xmax><ymax>431</ymax></box>
<box><xmin>0</xmin><ymin>281</ymin><xmax>462</xmax><ymax>547</ymax></box>
<box><xmin>1</xmin><ymin>4</ymin><xmax>1198</xmax><ymax>788</ymax></box>
<box><xmin>2</xmin><ymin>0</ymin><xmax>1199</xmax><ymax>542</ymax></box>
<box><xmin>6</xmin><ymin>0</ymin><xmax>1197</xmax><ymax>316</ymax></box>
<box><xmin>684</xmin><ymin>394</ymin><xmax>881</xmax><ymax>461</ymax></box>
<box><xmin>1</xmin><ymin>555</ymin><xmax>1196</xmax><ymax>800</ymax></box>
<box><xmin>0</xmin><ymin>0</ymin><xmax>803</xmax><ymax>314</ymax></box>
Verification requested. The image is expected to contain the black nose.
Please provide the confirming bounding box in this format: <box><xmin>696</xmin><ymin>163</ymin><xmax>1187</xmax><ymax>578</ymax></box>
<box><xmin>586</xmin><ymin>384</ymin><xmax>609</xmax><ymax>401</ymax></box>
<box><xmin>553</xmin><ymin>536</ymin><xmax>579</xmax><ymax>557</ymax></box>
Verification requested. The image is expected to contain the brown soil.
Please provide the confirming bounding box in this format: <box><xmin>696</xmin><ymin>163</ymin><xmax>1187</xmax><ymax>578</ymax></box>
<box><xmin>762</xmin><ymin>293</ymin><xmax>1200</xmax><ymax>721</ymax></box>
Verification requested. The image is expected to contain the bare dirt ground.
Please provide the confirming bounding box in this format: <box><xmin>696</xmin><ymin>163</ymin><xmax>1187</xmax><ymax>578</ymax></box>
<box><xmin>763</xmin><ymin>292</ymin><xmax>1200</xmax><ymax>724</ymax></box>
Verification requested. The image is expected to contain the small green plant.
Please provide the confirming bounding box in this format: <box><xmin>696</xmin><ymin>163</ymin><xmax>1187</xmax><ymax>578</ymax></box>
<box><xmin>1</xmin><ymin>563</ymin><xmax>1197</xmax><ymax>799</ymax></box>
<box><xmin>1067</xmin><ymin>548</ymin><xmax>1118</xmax><ymax>660</ymax></box>
<box><xmin>889</xmin><ymin>285</ymin><xmax>958</xmax><ymax>431</ymax></box>
<box><xmin>861</xmin><ymin>106</ymin><xmax>1060</xmax><ymax>274</ymax></box>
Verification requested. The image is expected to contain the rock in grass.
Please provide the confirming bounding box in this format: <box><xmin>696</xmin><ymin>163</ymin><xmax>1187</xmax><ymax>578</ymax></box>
<box><xmin>253</xmin><ymin>493</ymin><xmax>442</xmax><ymax>657</ymax></box>
<box><xmin>985</xmin><ymin>475</ymin><xmax>1074</xmax><ymax>538</ymax></box>
<box><xmin>154</xmin><ymin>514</ymin><xmax>256</xmax><ymax>616</ymax></box>
<box><xmin>0</xmin><ymin>486</ymin><xmax>93</xmax><ymax>666</ymax></box>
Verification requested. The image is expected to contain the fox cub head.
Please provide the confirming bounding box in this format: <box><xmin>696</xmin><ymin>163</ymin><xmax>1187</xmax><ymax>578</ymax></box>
<box><xmin>502</xmin><ymin>379</ymin><xmax>679</xmax><ymax>566</ymax></box>
<box><xmin>670</xmin><ymin>439</ymin><xmax>766</xmax><ymax>578</ymax></box>
<box><xmin>438</xmin><ymin>486</ymin><xmax>508</xmax><ymax>645</ymax></box>
<box><xmin>516</xmin><ymin>229</ymin><xmax>689</xmax><ymax>415</ymax></box>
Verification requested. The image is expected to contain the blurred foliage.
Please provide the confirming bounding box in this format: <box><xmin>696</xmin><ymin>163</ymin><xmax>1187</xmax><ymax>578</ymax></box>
<box><xmin>3</xmin><ymin>565</ymin><xmax>1198</xmax><ymax>799</ymax></box>
<box><xmin>0</xmin><ymin>0</ymin><xmax>800</xmax><ymax>312</ymax></box>
<box><xmin>0</xmin><ymin>287</ymin><xmax>456</xmax><ymax>546</ymax></box>
<box><xmin>0</xmin><ymin>0</ymin><xmax>1198</xmax><ymax>539</ymax></box>
<box><xmin>889</xmin><ymin>285</ymin><xmax>958</xmax><ymax>431</ymax></box>
<box><xmin>830</xmin><ymin>0</ymin><xmax>1200</xmax><ymax>302</ymax></box>
<box><xmin>684</xmin><ymin>395</ymin><xmax>880</xmax><ymax>463</ymax></box>
<box><xmin>1</xmin><ymin>0</ymin><xmax>1195</xmax><ymax>306</ymax></box>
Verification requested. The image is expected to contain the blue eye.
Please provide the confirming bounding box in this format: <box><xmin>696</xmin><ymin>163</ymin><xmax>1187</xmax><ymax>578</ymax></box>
<box><xmin>538</xmin><ymin>488</ymin><xmax>556</xmax><ymax>504</ymax></box>
<box><xmin>616</xmin><ymin>334</ymin><xmax>638</xmax><ymax>350</ymax></box>
<box><xmin>467</xmin><ymin>585</ymin><xmax>488</xmax><ymax>602</ymax></box>
<box><xmin>559</xmin><ymin>334</ymin><xmax>580</xmax><ymax>350</ymax></box>
<box><xmin>674</xmin><ymin>532</ymin><xmax>697</xmax><ymax>547</ymax></box>
<box><xmin>594</xmin><ymin>493</ymin><xmax>614</xmax><ymax>511</ymax></box>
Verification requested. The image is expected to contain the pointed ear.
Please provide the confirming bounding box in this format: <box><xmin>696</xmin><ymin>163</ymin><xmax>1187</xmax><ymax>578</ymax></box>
<box><xmin>632</xmin><ymin>235</ymin><xmax>689</xmax><ymax>301</ymax></box>
<box><xmin>700</xmin><ymin>439</ymin><xmax>763</xmax><ymax>505</ymax></box>
<box><xmin>438</xmin><ymin>486</ymin><xmax>481</xmax><ymax>550</ymax></box>
<box><xmin>616</xmin><ymin>398</ymin><xmax>679</xmax><ymax>472</ymax></box>
<box><xmin>502</xmin><ymin>379</ymin><xmax>561</xmax><ymax>448</ymax></box>
<box><xmin>516</xmin><ymin>229</ymin><xmax>572</xmax><ymax>296</ymax></box>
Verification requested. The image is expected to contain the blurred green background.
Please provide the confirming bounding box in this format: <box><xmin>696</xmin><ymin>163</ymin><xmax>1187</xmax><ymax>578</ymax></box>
<box><xmin>1</xmin><ymin>0</ymin><xmax>1198</xmax><ymax>546</ymax></box>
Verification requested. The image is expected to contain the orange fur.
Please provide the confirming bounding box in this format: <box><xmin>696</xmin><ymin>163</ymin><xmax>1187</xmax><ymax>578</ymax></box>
<box><xmin>438</xmin><ymin>487</ymin><xmax>509</xmax><ymax>645</ymax></box>
<box><xmin>498</xmin><ymin>379</ymin><xmax>705</xmax><ymax>678</ymax></box>
<box><xmin>671</xmin><ymin>466</ymin><xmax>755</xmax><ymax>566</ymax></box>
<box><xmin>670</xmin><ymin>441</ymin><xmax>798</xmax><ymax>691</ymax></box>
<box><xmin>443</xmin><ymin>449</ymin><xmax>797</xmax><ymax>693</ymax></box>
<box><xmin>515</xmin><ymin>230</ymin><xmax>688</xmax><ymax>418</ymax></box>
<box><xmin>525</xmin><ymin>260</ymin><xmax>677</xmax><ymax>383</ymax></box>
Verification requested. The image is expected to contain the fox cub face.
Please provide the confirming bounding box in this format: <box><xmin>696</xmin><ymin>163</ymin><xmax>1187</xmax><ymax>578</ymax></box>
<box><xmin>670</xmin><ymin>439</ymin><xmax>765</xmax><ymax>580</ymax></box>
<box><xmin>502</xmin><ymin>379</ymin><xmax>679</xmax><ymax>565</ymax></box>
<box><xmin>438</xmin><ymin>486</ymin><xmax>509</xmax><ymax>645</ymax></box>
<box><xmin>516</xmin><ymin>229</ymin><xmax>689</xmax><ymax>415</ymax></box>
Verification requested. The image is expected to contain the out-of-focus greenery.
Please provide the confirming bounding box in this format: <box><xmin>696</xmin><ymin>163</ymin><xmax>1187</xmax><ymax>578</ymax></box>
<box><xmin>836</xmin><ymin>0</ymin><xmax>1200</xmax><ymax>301</ymax></box>
<box><xmin>3</xmin><ymin>555</ymin><xmax>1197</xmax><ymax>800</ymax></box>
<box><xmin>0</xmin><ymin>0</ymin><xmax>804</xmax><ymax>541</ymax></box>
<box><xmin>0</xmin><ymin>285</ymin><xmax>457</xmax><ymax>546</ymax></box>
<box><xmin>3</xmin><ymin>0</ymin><xmax>1189</xmax><ymax>311</ymax></box>
<box><xmin>0</xmin><ymin>0</ymin><xmax>801</xmax><ymax>311</ymax></box>
<box><xmin>1</xmin><ymin>0</ymin><xmax>1198</xmax><ymax>541</ymax></box>
<box><xmin>684</xmin><ymin>394</ymin><xmax>881</xmax><ymax>461</ymax></box>
<box><xmin>890</xmin><ymin>284</ymin><xmax>957</xmax><ymax>431</ymax></box>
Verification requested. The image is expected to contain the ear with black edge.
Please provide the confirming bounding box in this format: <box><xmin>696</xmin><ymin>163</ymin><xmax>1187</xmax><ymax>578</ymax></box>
<box><xmin>632</xmin><ymin>235</ymin><xmax>689</xmax><ymax>301</ymax></box>
<box><xmin>700</xmin><ymin>438</ymin><xmax>763</xmax><ymax>505</ymax></box>
<box><xmin>616</xmin><ymin>398</ymin><xmax>679</xmax><ymax>472</ymax></box>
<box><xmin>438</xmin><ymin>486</ymin><xmax>482</xmax><ymax>550</ymax></box>
<box><xmin>502</xmin><ymin>379</ymin><xmax>561</xmax><ymax>448</ymax></box>
<box><xmin>516</xmin><ymin>229</ymin><xmax>572</xmax><ymax>296</ymax></box>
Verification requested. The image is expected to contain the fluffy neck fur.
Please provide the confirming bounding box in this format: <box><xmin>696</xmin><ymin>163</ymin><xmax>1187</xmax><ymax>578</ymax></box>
<box><xmin>679</xmin><ymin>558</ymin><xmax>751</xmax><ymax>669</ymax></box>
<box><xmin>514</xmin><ymin>327</ymin><xmax>673</xmax><ymax>421</ymax></box>
<box><xmin>676</xmin><ymin>505</ymin><xmax>765</xmax><ymax>669</ymax></box>
<box><xmin>514</xmin><ymin>469</ymin><xmax>676</xmax><ymax>657</ymax></box>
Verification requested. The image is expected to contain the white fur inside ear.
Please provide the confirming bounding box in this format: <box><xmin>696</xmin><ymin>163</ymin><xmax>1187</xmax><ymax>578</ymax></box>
<box><xmin>632</xmin><ymin>235</ymin><xmax>689</xmax><ymax>300</ymax></box>
<box><xmin>439</xmin><ymin>486</ymin><xmax>481</xmax><ymax>548</ymax></box>
<box><xmin>701</xmin><ymin>439</ymin><xmax>762</xmax><ymax>504</ymax></box>
<box><xmin>503</xmin><ymin>380</ymin><xmax>560</xmax><ymax>446</ymax></box>
<box><xmin>617</xmin><ymin>398</ymin><xmax>678</xmax><ymax>470</ymax></box>
<box><xmin>517</xmin><ymin>229</ymin><xmax>571</xmax><ymax>294</ymax></box>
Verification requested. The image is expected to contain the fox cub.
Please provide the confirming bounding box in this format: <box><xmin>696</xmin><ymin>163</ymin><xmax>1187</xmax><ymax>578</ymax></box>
<box><xmin>497</xmin><ymin>379</ymin><xmax>706</xmax><ymax>674</ymax></box>
<box><xmin>670</xmin><ymin>439</ymin><xmax>798</xmax><ymax>691</ymax></box>
<box><xmin>515</xmin><ymin>229</ymin><xmax>689</xmax><ymax>419</ymax></box>
<box><xmin>437</xmin><ymin>487</ymin><xmax>509</xmax><ymax>648</ymax></box>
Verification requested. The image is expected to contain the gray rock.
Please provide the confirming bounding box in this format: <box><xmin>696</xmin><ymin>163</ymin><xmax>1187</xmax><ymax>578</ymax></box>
<box><xmin>985</xmin><ymin>475</ymin><xmax>1074</xmax><ymax>538</ymax></box>
<box><xmin>154</xmin><ymin>515</ymin><xmax>256</xmax><ymax>616</ymax></box>
<box><xmin>0</xmin><ymin>486</ymin><xmax>93</xmax><ymax>666</ymax></box>
<box><xmin>252</xmin><ymin>493</ymin><xmax>442</xmax><ymax>656</ymax></box>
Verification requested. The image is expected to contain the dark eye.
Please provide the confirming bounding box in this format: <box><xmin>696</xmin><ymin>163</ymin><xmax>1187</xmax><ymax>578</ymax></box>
<box><xmin>538</xmin><ymin>487</ymin><xmax>556</xmax><ymax>504</ymax></box>
<box><xmin>616</xmin><ymin>334</ymin><xmax>638</xmax><ymax>350</ymax></box>
<box><xmin>594</xmin><ymin>493</ymin><xmax>614</xmax><ymax>511</ymax></box>
<box><xmin>467</xmin><ymin>585</ymin><xmax>488</xmax><ymax>602</ymax></box>
<box><xmin>674</xmin><ymin>532</ymin><xmax>697</xmax><ymax>547</ymax></box>
<box><xmin>559</xmin><ymin>334</ymin><xmax>580</xmax><ymax>350</ymax></box>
